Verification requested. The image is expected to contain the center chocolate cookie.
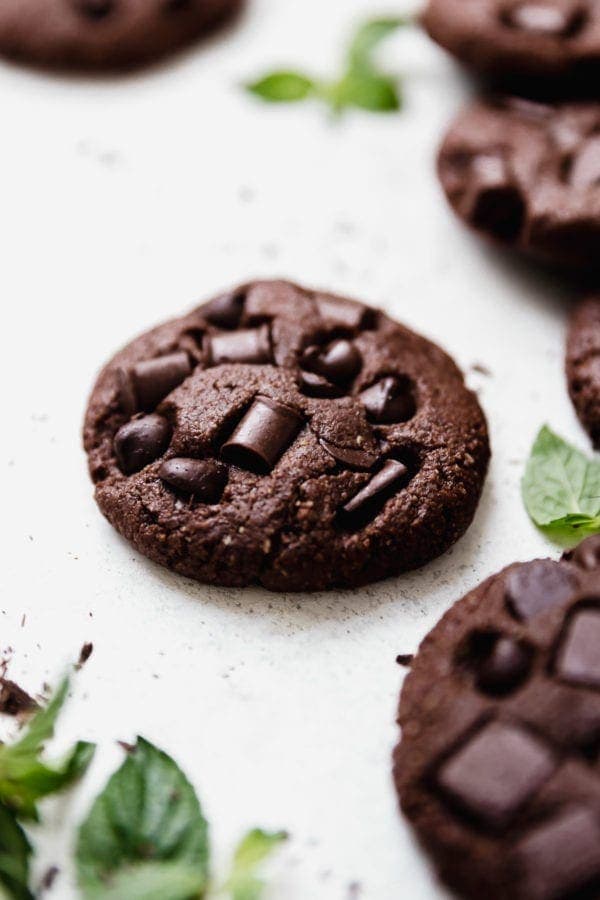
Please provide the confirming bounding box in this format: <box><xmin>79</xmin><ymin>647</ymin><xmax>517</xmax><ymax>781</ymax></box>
<box><xmin>395</xmin><ymin>535</ymin><xmax>600</xmax><ymax>900</ymax></box>
<box><xmin>83</xmin><ymin>280</ymin><xmax>489</xmax><ymax>592</ymax></box>
<box><xmin>438</xmin><ymin>97</ymin><xmax>600</xmax><ymax>269</ymax></box>
<box><xmin>0</xmin><ymin>0</ymin><xmax>241</xmax><ymax>72</ymax></box>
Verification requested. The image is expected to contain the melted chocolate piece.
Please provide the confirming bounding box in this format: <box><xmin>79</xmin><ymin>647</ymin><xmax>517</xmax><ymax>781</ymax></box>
<box><xmin>504</xmin><ymin>2</ymin><xmax>578</xmax><ymax>36</ymax></box>
<box><xmin>360</xmin><ymin>376</ymin><xmax>416</xmax><ymax>424</ymax></box>
<box><xmin>74</xmin><ymin>0</ymin><xmax>114</xmax><ymax>18</ymax></box>
<box><xmin>301</xmin><ymin>339</ymin><xmax>362</xmax><ymax>386</ymax></box>
<box><xmin>118</xmin><ymin>351</ymin><xmax>192</xmax><ymax>414</ymax></box>
<box><xmin>319</xmin><ymin>438</ymin><xmax>380</xmax><ymax>470</ymax></box>
<box><xmin>114</xmin><ymin>415</ymin><xmax>171</xmax><ymax>475</ymax></box>
<box><xmin>569</xmin><ymin>534</ymin><xmax>600</xmax><ymax>571</ymax></box>
<box><xmin>222</xmin><ymin>397</ymin><xmax>303</xmax><ymax>473</ymax></box>
<box><xmin>476</xmin><ymin>636</ymin><xmax>533</xmax><ymax>695</ymax></box>
<box><xmin>342</xmin><ymin>459</ymin><xmax>408</xmax><ymax>518</ymax></box>
<box><xmin>436</xmin><ymin>721</ymin><xmax>555</xmax><ymax>830</ymax></box>
<box><xmin>505</xmin><ymin>560</ymin><xmax>577</xmax><ymax>620</ymax></box>
<box><xmin>298</xmin><ymin>370</ymin><xmax>343</xmax><ymax>399</ymax></box>
<box><xmin>314</xmin><ymin>294</ymin><xmax>373</xmax><ymax>330</ymax></box>
<box><xmin>207</xmin><ymin>326</ymin><xmax>272</xmax><ymax>365</ymax></box>
<box><xmin>556</xmin><ymin>607</ymin><xmax>600</xmax><ymax>688</ymax></box>
<box><xmin>159</xmin><ymin>458</ymin><xmax>228</xmax><ymax>502</ymax></box>
<box><xmin>570</xmin><ymin>136</ymin><xmax>600</xmax><ymax>191</ymax></box>
<box><xmin>201</xmin><ymin>290</ymin><xmax>245</xmax><ymax>330</ymax></box>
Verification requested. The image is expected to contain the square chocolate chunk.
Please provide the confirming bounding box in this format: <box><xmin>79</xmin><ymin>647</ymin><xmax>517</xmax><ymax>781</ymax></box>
<box><xmin>556</xmin><ymin>608</ymin><xmax>600</xmax><ymax>689</ymax></box>
<box><xmin>437</xmin><ymin>721</ymin><xmax>555</xmax><ymax>829</ymax></box>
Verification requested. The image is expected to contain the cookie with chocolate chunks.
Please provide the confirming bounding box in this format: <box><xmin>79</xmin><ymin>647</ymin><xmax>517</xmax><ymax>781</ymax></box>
<box><xmin>83</xmin><ymin>279</ymin><xmax>489</xmax><ymax>592</ymax></box>
<box><xmin>567</xmin><ymin>295</ymin><xmax>600</xmax><ymax>448</ymax></box>
<box><xmin>438</xmin><ymin>97</ymin><xmax>600</xmax><ymax>270</ymax></box>
<box><xmin>394</xmin><ymin>535</ymin><xmax>600</xmax><ymax>900</ymax></box>
<box><xmin>0</xmin><ymin>0</ymin><xmax>241</xmax><ymax>72</ymax></box>
<box><xmin>422</xmin><ymin>0</ymin><xmax>600</xmax><ymax>97</ymax></box>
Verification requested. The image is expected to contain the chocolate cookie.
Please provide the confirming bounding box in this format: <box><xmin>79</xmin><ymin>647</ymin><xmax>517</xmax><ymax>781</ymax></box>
<box><xmin>0</xmin><ymin>0</ymin><xmax>241</xmax><ymax>72</ymax></box>
<box><xmin>83</xmin><ymin>280</ymin><xmax>490</xmax><ymax>592</ymax></box>
<box><xmin>567</xmin><ymin>295</ymin><xmax>600</xmax><ymax>448</ymax></box>
<box><xmin>438</xmin><ymin>97</ymin><xmax>600</xmax><ymax>269</ymax></box>
<box><xmin>422</xmin><ymin>0</ymin><xmax>600</xmax><ymax>96</ymax></box>
<box><xmin>395</xmin><ymin>535</ymin><xmax>600</xmax><ymax>900</ymax></box>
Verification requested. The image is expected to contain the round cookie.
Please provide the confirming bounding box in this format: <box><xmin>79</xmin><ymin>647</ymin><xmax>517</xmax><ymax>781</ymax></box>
<box><xmin>0</xmin><ymin>0</ymin><xmax>241</xmax><ymax>72</ymax></box>
<box><xmin>438</xmin><ymin>97</ymin><xmax>600</xmax><ymax>269</ymax></box>
<box><xmin>422</xmin><ymin>0</ymin><xmax>600</xmax><ymax>96</ymax></box>
<box><xmin>567</xmin><ymin>295</ymin><xmax>600</xmax><ymax>448</ymax></box>
<box><xmin>83</xmin><ymin>279</ymin><xmax>490</xmax><ymax>592</ymax></box>
<box><xmin>395</xmin><ymin>535</ymin><xmax>600</xmax><ymax>900</ymax></box>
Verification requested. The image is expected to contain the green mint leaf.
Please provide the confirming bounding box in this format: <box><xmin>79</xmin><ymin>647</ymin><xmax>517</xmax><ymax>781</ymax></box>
<box><xmin>0</xmin><ymin>678</ymin><xmax>95</xmax><ymax>820</ymax></box>
<box><xmin>522</xmin><ymin>425</ymin><xmax>600</xmax><ymax>540</ymax></box>
<box><xmin>347</xmin><ymin>16</ymin><xmax>410</xmax><ymax>73</ymax></box>
<box><xmin>81</xmin><ymin>862</ymin><xmax>206</xmax><ymax>900</ymax></box>
<box><xmin>227</xmin><ymin>830</ymin><xmax>287</xmax><ymax>900</ymax></box>
<box><xmin>76</xmin><ymin>738</ymin><xmax>209</xmax><ymax>900</ymax></box>
<box><xmin>331</xmin><ymin>71</ymin><xmax>401</xmax><ymax>113</ymax></box>
<box><xmin>0</xmin><ymin>804</ymin><xmax>33</xmax><ymax>900</ymax></box>
<box><xmin>246</xmin><ymin>72</ymin><xmax>316</xmax><ymax>103</ymax></box>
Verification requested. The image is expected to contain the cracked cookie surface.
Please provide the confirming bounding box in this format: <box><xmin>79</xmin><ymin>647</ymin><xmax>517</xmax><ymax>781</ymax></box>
<box><xmin>83</xmin><ymin>279</ymin><xmax>489</xmax><ymax>592</ymax></box>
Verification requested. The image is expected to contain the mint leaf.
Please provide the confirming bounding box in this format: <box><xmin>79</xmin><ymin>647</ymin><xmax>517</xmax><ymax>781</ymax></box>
<box><xmin>347</xmin><ymin>16</ymin><xmax>409</xmax><ymax>72</ymax></box>
<box><xmin>0</xmin><ymin>678</ymin><xmax>95</xmax><ymax>820</ymax></box>
<box><xmin>331</xmin><ymin>71</ymin><xmax>401</xmax><ymax>113</ymax></box>
<box><xmin>76</xmin><ymin>738</ymin><xmax>209</xmax><ymax>900</ymax></box>
<box><xmin>522</xmin><ymin>425</ymin><xmax>600</xmax><ymax>541</ymax></box>
<box><xmin>246</xmin><ymin>72</ymin><xmax>315</xmax><ymax>103</ymax></box>
<box><xmin>0</xmin><ymin>804</ymin><xmax>33</xmax><ymax>900</ymax></box>
<box><xmin>226</xmin><ymin>829</ymin><xmax>287</xmax><ymax>900</ymax></box>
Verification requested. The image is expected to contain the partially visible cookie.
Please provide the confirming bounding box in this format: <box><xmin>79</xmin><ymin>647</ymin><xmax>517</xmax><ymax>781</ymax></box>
<box><xmin>438</xmin><ymin>97</ymin><xmax>600</xmax><ymax>269</ymax></box>
<box><xmin>423</xmin><ymin>0</ymin><xmax>600</xmax><ymax>96</ymax></box>
<box><xmin>567</xmin><ymin>295</ymin><xmax>600</xmax><ymax>447</ymax></box>
<box><xmin>83</xmin><ymin>279</ymin><xmax>490</xmax><ymax>592</ymax></box>
<box><xmin>0</xmin><ymin>0</ymin><xmax>241</xmax><ymax>72</ymax></box>
<box><xmin>395</xmin><ymin>535</ymin><xmax>600</xmax><ymax>900</ymax></box>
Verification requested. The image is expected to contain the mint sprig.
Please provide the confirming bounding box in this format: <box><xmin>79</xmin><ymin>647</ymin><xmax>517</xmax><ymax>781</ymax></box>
<box><xmin>225</xmin><ymin>829</ymin><xmax>289</xmax><ymax>900</ymax></box>
<box><xmin>522</xmin><ymin>425</ymin><xmax>600</xmax><ymax>542</ymax></box>
<box><xmin>246</xmin><ymin>16</ymin><xmax>410</xmax><ymax>115</ymax></box>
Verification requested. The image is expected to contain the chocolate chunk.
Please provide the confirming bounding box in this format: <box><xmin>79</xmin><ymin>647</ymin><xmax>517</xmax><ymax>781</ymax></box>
<box><xmin>298</xmin><ymin>370</ymin><xmax>343</xmax><ymax>399</ymax></box>
<box><xmin>569</xmin><ymin>534</ymin><xmax>600</xmax><ymax>571</ymax></box>
<box><xmin>222</xmin><ymin>396</ymin><xmax>303</xmax><ymax>473</ymax></box>
<box><xmin>114</xmin><ymin>414</ymin><xmax>171</xmax><ymax>475</ymax></box>
<box><xmin>513</xmin><ymin>807</ymin><xmax>600</xmax><ymax>900</ymax></box>
<box><xmin>570</xmin><ymin>136</ymin><xmax>600</xmax><ymax>191</ymax></box>
<box><xmin>75</xmin><ymin>0</ymin><xmax>114</xmax><ymax>18</ymax></box>
<box><xmin>360</xmin><ymin>376</ymin><xmax>416</xmax><ymax>424</ymax></box>
<box><xmin>476</xmin><ymin>636</ymin><xmax>533</xmax><ymax>695</ymax></box>
<box><xmin>505</xmin><ymin>560</ymin><xmax>577</xmax><ymax>620</ymax></box>
<box><xmin>119</xmin><ymin>351</ymin><xmax>192</xmax><ymax>414</ymax></box>
<box><xmin>396</xmin><ymin>654</ymin><xmax>414</xmax><ymax>667</ymax></box>
<box><xmin>314</xmin><ymin>294</ymin><xmax>373</xmax><ymax>330</ymax></box>
<box><xmin>556</xmin><ymin>607</ymin><xmax>600</xmax><ymax>688</ymax></box>
<box><xmin>159</xmin><ymin>458</ymin><xmax>228</xmax><ymax>502</ymax></box>
<box><xmin>319</xmin><ymin>438</ymin><xmax>380</xmax><ymax>470</ymax></box>
<box><xmin>504</xmin><ymin>3</ymin><xmax>577</xmax><ymax>36</ymax></box>
<box><xmin>201</xmin><ymin>290</ymin><xmax>245</xmax><ymax>330</ymax></box>
<box><xmin>436</xmin><ymin>721</ymin><xmax>555</xmax><ymax>830</ymax></box>
<box><xmin>342</xmin><ymin>459</ymin><xmax>408</xmax><ymax>518</ymax></box>
<box><xmin>207</xmin><ymin>325</ymin><xmax>272</xmax><ymax>365</ymax></box>
<box><xmin>77</xmin><ymin>642</ymin><xmax>94</xmax><ymax>669</ymax></box>
<box><xmin>0</xmin><ymin>678</ymin><xmax>37</xmax><ymax>716</ymax></box>
<box><xmin>301</xmin><ymin>339</ymin><xmax>362</xmax><ymax>386</ymax></box>
<box><xmin>464</xmin><ymin>153</ymin><xmax>525</xmax><ymax>243</ymax></box>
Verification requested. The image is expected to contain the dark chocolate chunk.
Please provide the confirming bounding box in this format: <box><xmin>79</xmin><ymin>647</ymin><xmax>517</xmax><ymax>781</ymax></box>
<box><xmin>436</xmin><ymin>721</ymin><xmax>555</xmax><ymax>830</ymax></box>
<box><xmin>119</xmin><ymin>351</ymin><xmax>192</xmax><ymax>414</ymax></box>
<box><xmin>207</xmin><ymin>325</ymin><xmax>272</xmax><ymax>365</ymax></box>
<box><xmin>159</xmin><ymin>458</ymin><xmax>228</xmax><ymax>502</ymax></box>
<box><xmin>396</xmin><ymin>654</ymin><xmax>414</xmax><ymax>667</ymax></box>
<box><xmin>360</xmin><ymin>376</ymin><xmax>416</xmax><ymax>424</ymax></box>
<box><xmin>505</xmin><ymin>560</ymin><xmax>577</xmax><ymax>620</ymax></box>
<box><xmin>342</xmin><ymin>459</ymin><xmax>408</xmax><ymax>517</ymax></box>
<box><xmin>314</xmin><ymin>294</ymin><xmax>373</xmax><ymax>330</ymax></box>
<box><xmin>514</xmin><ymin>806</ymin><xmax>600</xmax><ymax>900</ymax></box>
<box><xmin>464</xmin><ymin>153</ymin><xmax>525</xmax><ymax>242</ymax></box>
<box><xmin>0</xmin><ymin>678</ymin><xmax>38</xmax><ymax>716</ymax></box>
<box><xmin>114</xmin><ymin>414</ymin><xmax>171</xmax><ymax>475</ymax></box>
<box><xmin>504</xmin><ymin>3</ymin><xmax>577</xmax><ymax>36</ymax></box>
<box><xmin>570</xmin><ymin>136</ymin><xmax>600</xmax><ymax>191</ymax></box>
<box><xmin>201</xmin><ymin>290</ymin><xmax>245</xmax><ymax>330</ymax></box>
<box><xmin>222</xmin><ymin>396</ymin><xmax>303</xmax><ymax>473</ymax></box>
<box><xmin>476</xmin><ymin>636</ymin><xmax>533</xmax><ymax>695</ymax></box>
<box><xmin>556</xmin><ymin>607</ymin><xmax>600</xmax><ymax>688</ymax></box>
<box><xmin>569</xmin><ymin>534</ymin><xmax>600</xmax><ymax>571</ymax></box>
<box><xmin>298</xmin><ymin>370</ymin><xmax>343</xmax><ymax>399</ymax></box>
<box><xmin>301</xmin><ymin>339</ymin><xmax>362</xmax><ymax>386</ymax></box>
<box><xmin>77</xmin><ymin>642</ymin><xmax>94</xmax><ymax>669</ymax></box>
<box><xmin>319</xmin><ymin>438</ymin><xmax>380</xmax><ymax>470</ymax></box>
<box><xmin>75</xmin><ymin>0</ymin><xmax>114</xmax><ymax>19</ymax></box>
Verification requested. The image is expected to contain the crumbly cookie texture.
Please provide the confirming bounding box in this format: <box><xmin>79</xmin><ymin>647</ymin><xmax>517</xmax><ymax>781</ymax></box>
<box><xmin>567</xmin><ymin>295</ymin><xmax>600</xmax><ymax>448</ymax></box>
<box><xmin>83</xmin><ymin>280</ymin><xmax>489</xmax><ymax>592</ymax></box>
<box><xmin>395</xmin><ymin>534</ymin><xmax>600</xmax><ymax>899</ymax></box>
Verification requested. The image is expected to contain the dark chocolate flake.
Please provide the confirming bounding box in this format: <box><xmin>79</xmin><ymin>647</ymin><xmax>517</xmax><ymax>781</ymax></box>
<box><xmin>301</xmin><ymin>339</ymin><xmax>362</xmax><ymax>386</ymax></box>
<box><xmin>0</xmin><ymin>678</ymin><xmax>38</xmax><ymax>716</ymax></box>
<box><xmin>159</xmin><ymin>458</ymin><xmax>228</xmax><ymax>503</ymax></box>
<box><xmin>114</xmin><ymin>414</ymin><xmax>172</xmax><ymax>475</ymax></box>
<box><xmin>222</xmin><ymin>397</ymin><xmax>303</xmax><ymax>473</ymax></box>
<box><xmin>299</xmin><ymin>370</ymin><xmax>343</xmax><ymax>399</ymax></box>
<box><xmin>207</xmin><ymin>325</ymin><xmax>272</xmax><ymax>365</ymax></box>
<box><xmin>360</xmin><ymin>376</ymin><xmax>416</xmax><ymax>424</ymax></box>
<box><xmin>505</xmin><ymin>560</ymin><xmax>577</xmax><ymax>620</ymax></box>
<box><xmin>319</xmin><ymin>438</ymin><xmax>380</xmax><ymax>470</ymax></box>
<box><xmin>341</xmin><ymin>459</ymin><xmax>408</xmax><ymax>520</ymax></box>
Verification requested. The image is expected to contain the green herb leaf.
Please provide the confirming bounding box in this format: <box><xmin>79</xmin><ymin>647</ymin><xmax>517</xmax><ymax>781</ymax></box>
<box><xmin>76</xmin><ymin>738</ymin><xmax>210</xmax><ymax>900</ymax></box>
<box><xmin>522</xmin><ymin>425</ymin><xmax>600</xmax><ymax>541</ymax></box>
<box><xmin>347</xmin><ymin>16</ymin><xmax>409</xmax><ymax>73</ymax></box>
<box><xmin>226</xmin><ymin>829</ymin><xmax>288</xmax><ymax>900</ymax></box>
<box><xmin>0</xmin><ymin>678</ymin><xmax>95</xmax><ymax>820</ymax></box>
<box><xmin>0</xmin><ymin>804</ymin><xmax>33</xmax><ymax>900</ymax></box>
<box><xmin>331</xmin><ymin>71</ymin><xmax>401</xmax><ymax>113</ymax></box>
<box><xmin>246</xmin><ymin>72</ymin><xmax>315</xmax><ymax>103</ymax></box>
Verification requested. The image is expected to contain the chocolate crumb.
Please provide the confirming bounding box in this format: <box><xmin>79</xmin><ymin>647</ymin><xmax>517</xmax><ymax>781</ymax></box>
<box><xmin>76</xmin><ymin>642</ymin><xmax>94</xmax><ymax>669</ymax></box>
<box><xmin>117</xmin><ymin>740</ymin><xmax>136</xmax><ymax>754</ymax></box>
<box><xmin>396</xmin><ymin>654</ymin><xmax>414</xmax><ymax>667</ymax></box>
<box><xmin>40</xmin><ymin>866</ymin><xmax>59</xmax><ymax>892</ymax></box>
<box><xmin>0</xmin><ymin>678</ymin><xmax>38</xmax><ymax>716</ymax></box>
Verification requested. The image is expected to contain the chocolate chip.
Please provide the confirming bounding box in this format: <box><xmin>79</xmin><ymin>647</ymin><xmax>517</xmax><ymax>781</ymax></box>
<box><xmin>319</xmin><ymin>438</ymin><xmax>380</xmax><ymax>470</ymax></box>
<box><xmin>396</xmin><ymin>653</ymin><xmax>414</xmax><ymax>667</ymax></box>
<box><xmin>505</xmin><ymin>560</ymin><xmax>577</xmax><ymax>620</ymax></box>
<box><xmin>201</xmin><ymin>290</ymin><xmax>245</xmax><ymax>330</ymax></box>
<box><xmin>436</xmin><ymin>721</ymin><xmax>555</xmax><ymax>830</ymax></box>
<box><xmin>118</xmin><ymin>351</ymin><xmax>192</xmax><ymax>414</ymax></box>
<box><xmin>513</xmin><ymin>807</ymin><xmax>600</xmax><ymax>900</ymax></box>
<box><xmin>568</xmin><ymin>534</ymin><xmax>600</xmax><ymax>571</ymax></box>
<box><xmin>476</xmin><ymin>636</ymin><xmax>533</xmax><ymax>695</ymax></box>
<box><xmin>464</xmin><ymin>153</ymin><xmax>526</xmax><ymax>242</ymax></box>
<box><xmin>314</xmin><ymin>294</ymin><xmax>374</xmax><ymax>331</ymax></box>
<box><xmin>207</xmin><ymin>325</ymin><xmax>272</xmax><ymax>366</ymax></box>
<box><xmin>504</xmin><ymin>3</ymin><xmax>578</xmax><ymax>36</ymax></box>
<box><xmin>341</xmin><ymin>459</ymin><xmax>408</xmax><ymax>519</ymax></box>
<box><xmin>114</xmin><ymin>414</ymin><xmax>171</xmax><ymax>475</ymax></box>
<box><xmin>301</xmin><ymin>339</ymin><xmax>362</xmax><ymax>386</ymax></box>
<box><xmin>222</xmin><ymin>396</ymin><xmax>303</xmax><ymax>473</ymax></box>
<box><xmin>159</xmin><ymin>458</ymin><xmax>228</xmax><ymax>502</ymax></box>
<box><xmin>74</xmin><ymin>0</ymin><xmax>114</xmax><ymax>19</ymax></box>
<box><xmin>556</xmin><ymin>606</ymin><xmax>600</xmax><ymax>689</ymax></box>
<box><xmin>569</xmin><ymin>136</ymin><xmax>600</xmax><ymax>190</ymax></box>
<box><xmin>360</xmin><ymin>376</ymin><xmax>416</xmax><ymax>424</ymax></box>
<box><xmin>298</xmin><ymin>371</ymin><xmax>343</xmax><ymax>399</ymax></box>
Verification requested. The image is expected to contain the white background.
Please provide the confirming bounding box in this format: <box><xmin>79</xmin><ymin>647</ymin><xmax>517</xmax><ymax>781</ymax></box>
<box><xmin>0</xmin><ymin>1</ymin><xmax>586</xmax><ymax>897</ymax></box>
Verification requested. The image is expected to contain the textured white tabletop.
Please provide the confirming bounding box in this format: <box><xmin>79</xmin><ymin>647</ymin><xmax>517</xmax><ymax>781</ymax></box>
<box><xmin>0</xmin><ymin>1</ymin><xmax>585</xmax><ymax>897</ymax></box>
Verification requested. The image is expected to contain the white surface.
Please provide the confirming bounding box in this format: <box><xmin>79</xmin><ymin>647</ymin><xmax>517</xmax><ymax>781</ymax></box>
<box><xmin>0</xmin><ymin>1</ymin><xmax>587</xmax><ymax>897</ymax></box>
